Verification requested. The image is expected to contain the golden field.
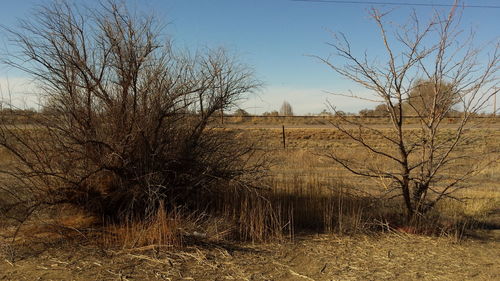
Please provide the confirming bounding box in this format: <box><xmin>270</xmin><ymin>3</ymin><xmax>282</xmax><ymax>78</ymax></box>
<box><xmin>0</xmin><ymin>120</ymin><xmax>499</xmax><ymax>280</ymax></box>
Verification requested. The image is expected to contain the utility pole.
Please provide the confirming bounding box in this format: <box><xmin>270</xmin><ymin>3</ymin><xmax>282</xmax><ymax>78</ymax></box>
<box><xmin>282</xmin><ymin>125</ymin><xmax>286</xmax><ymax>149</ymax></box>
<box><xmin>494</xmin><ymin>91</ymin><xmax>497</xmax><ymax>117</ymax></box>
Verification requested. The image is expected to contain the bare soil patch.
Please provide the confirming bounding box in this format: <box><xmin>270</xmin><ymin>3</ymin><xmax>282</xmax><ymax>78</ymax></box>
<box><xmin>1</xmin><ymin>232</ymin><xmax>498</xmax><ymax>281</ymax></box>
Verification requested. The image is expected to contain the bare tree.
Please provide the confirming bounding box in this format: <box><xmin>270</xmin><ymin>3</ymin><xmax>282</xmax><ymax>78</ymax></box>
<box><xmin>359</xmin><ymin>104</ymin><xmax>390</xmax><ymax>117</ymax></box>
<box><xmin>0</xmin><ymin>0</ymin><xmax>262</xmax><ymax>222</ymax></box>
<box><xmin>316</xmin><ymin>3</ymin><xmax>499</xmax><ymax>222</ymax></box>
<box><xmin>407</xmin><ymin>79</ymin><xmax>458</xmax><ymax>117</ymax></box>
<box><xmin>279</xmin><ymin>101</ymin><xmax>294</xmax><ymax>116</ymax></box>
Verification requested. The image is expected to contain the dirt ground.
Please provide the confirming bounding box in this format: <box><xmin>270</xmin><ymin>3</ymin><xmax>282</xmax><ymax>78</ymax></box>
<box><xmin>1</xmin><ymin>228</ymin><xmax>499</xmax><ymax>281</ymax></box>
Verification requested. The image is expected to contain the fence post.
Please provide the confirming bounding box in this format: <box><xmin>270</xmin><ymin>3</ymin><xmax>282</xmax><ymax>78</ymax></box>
<box><xmin>282</xmin><ymin>125</ymin><xmax>286</xmax><ymax>149</ymax></box>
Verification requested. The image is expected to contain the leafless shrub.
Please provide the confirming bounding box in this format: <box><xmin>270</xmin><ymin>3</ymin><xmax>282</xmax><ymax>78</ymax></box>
<box><xmin>0</xmin><ymin>0</ymin><xmax>263</xmax><ymax>224</ymax></box>
<box><xmin>316</xmin><ymin>2</ymin><xmax>499</xmax><ymax>222</ymax></box>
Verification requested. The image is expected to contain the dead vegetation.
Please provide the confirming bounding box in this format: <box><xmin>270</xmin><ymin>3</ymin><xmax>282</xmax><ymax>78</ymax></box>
<box><xmin>0</xmin><ymin>0</ymin><xmax>264</xmax><ymax>229</ymax></box>
<box><xmin>1</xmin><ymin>231</ymin><xmax>498</xmax><ymax>280</ymax></box>
<box><xmin>0</xmin><ymin>121</ymin><xmax>499</xmax><ymax>280</ymax></box>
<box><xmin>0</xmin><ymin>1</ymin><xmax>498</xmax><ymax>280</ymax></box>
<box><xmin>315</xmin><ymin>2</ymin><xmax>499</xmax><ymax>222</ymax></box>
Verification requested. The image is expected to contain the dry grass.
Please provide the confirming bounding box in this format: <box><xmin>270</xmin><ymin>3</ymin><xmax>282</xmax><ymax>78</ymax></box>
<box><xmin>1</xmin><ymin>124</ymin><xmax>499</xmax><ymax>252</ymax></box>
<box><xmin>215</xmin><ymin>115</ymin><xmax>500</xmax><ymax>127</ymax></box>
<box><xmin>100</xmin><ymin>202</ymin><xmax>182</xmax><ymax>250</ymax></box>
<box><xmin>0</xmin><ymin>123</ymin><xmax>499</xmax><ymax>281</ymax></box>
<box><xmin>1</xmin><ymin>232</ymin><xmax>498</xmax><ymax>280</ymax></box>
<box><xmin>243</xmin><ymin>125</ymin><xmax>500</xmax><ymax>235</ymax></box>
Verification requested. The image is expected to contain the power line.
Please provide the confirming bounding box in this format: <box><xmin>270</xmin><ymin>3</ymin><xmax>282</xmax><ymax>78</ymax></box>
<box><xmin>291</xmin><ymin>0</ymin><xmax>500</xmax><ymax>9</ymax></box>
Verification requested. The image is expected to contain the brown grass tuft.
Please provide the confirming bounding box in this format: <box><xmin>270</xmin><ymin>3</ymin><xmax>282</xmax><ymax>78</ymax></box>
<box><xmin>100</xmin><ymin>202</ymin><xmax>181</xmax><ymax>250</ymax></box>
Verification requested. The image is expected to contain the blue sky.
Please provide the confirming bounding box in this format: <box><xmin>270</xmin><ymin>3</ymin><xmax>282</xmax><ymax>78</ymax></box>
<box><xmin>0</xmin><ymin>0</ymin><xmax>498</xmax><ymax>114</ymax></box>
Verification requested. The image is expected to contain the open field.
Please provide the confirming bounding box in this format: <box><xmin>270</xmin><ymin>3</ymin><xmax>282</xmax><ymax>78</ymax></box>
<box><xmin>1</xmin><ymin>122</ymin><xmax>499</xmax><ymax>280</ymax></box>
<box><xmin>218</xmin><ymin>116</ymin><xmax>500</xmax><ymax>128</ymax></box>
